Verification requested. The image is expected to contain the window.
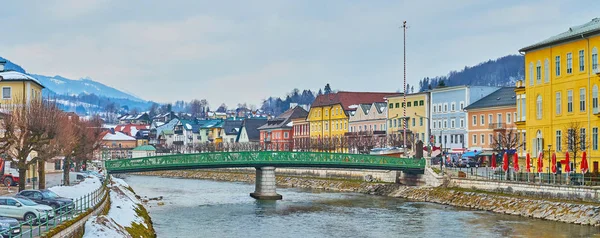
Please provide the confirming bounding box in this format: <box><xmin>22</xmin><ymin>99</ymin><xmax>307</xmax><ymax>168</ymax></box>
<box><xmin>438</xmin><ymin>121</ymin><xmax>441</xmax><ymax>128</ymax></box>
<box><xmin>556</xmin><ymin>56</ymin><xmax>561</xmax><ymax>76</ymax></box>
<box><xmin>567</xmin><ymin>90</ymin><xmax>573</xmax><ymax>113</ymax></box>
<box><xmin>325</xmin><ymin>109</ymin><xmax>328</xmax><ymax>117</ymax></box>
<box><xmin>443</xmin><ymin>120</ymin><xmax>447</xmax><ymax>128</ymax></box>
<box><xmin>451</xmin><ymin>119</ymin><xmax>455</xmax><ymax>128</ymax></box>
<box><xmin>581</xmin><ymin>128</ymin><xmax>587</xmax><ymax>150</ymax></box>
<box><xmin>544</xmin><ymin>58</ymin><xmax>550</xmax><ymax>83</ymax></box>
<box><xmin>420</xmin><ymin>118</ymin><xmax>423</xmax><ymax>126</ymax></box>
<box><xmin>438</xmin><ymin>105</ymin><xmax>442</xmax><ymax>112</ymax></box>
<box><xmin>473</xmin><ymin>135</ymin><xmax>477</xmax><ymax>144</ymax></box>
<box><xmin>419</xmin><ymin>100</ymin><xmax>424</xmax><ymax>106</ymax></box>
<box><xmin>567</xmin><ymin>53</ymin><xmax>573</xmax><ymax>74</ymax></box>
<box><xmin>489</xmin><ymin>114</ymin><xmax>493</xmax><ymax>124</ymax></box>
<box><xmin>579</xmin><ymin>50</ymin><xmax>585</xmax><ymax>72</ymax></box>
<box><xmin>529</xmin><ymin>62</ymin><xmax>534</xmax><ymax>85</ymax></box>
<box><xmin>568</xmin><ymin>129</ymin><xmax>574</xmax><ymax>151</ymax></box>
<box><xmin>594</xmin><ymin>85</ymin><xmax>599</xmax><ymax>113</ymax></box>
<box><xmin>556</xmin><ymin>91</ymin><xmax>562</xmax><ymax>115</ymax></box>
<box><xmin>412</xmin><ymin>118</ymin><xmax>416</xmax><ymax>127</ymax></box>
<box><xmin>460</xmin><ymin>119</ymin><xmax>464</xmax><ymax>128</ymax></box>
<box><xmin>284</xmin><ymin>132</ymin><xmax>289</xmax><ymax>138</ymax></box>
<box><xmin>593</xmin><ymin>47</ymin><xmax>598</xmax><ymax>71</ymax></box>
<box><xmin>393</xmin><ymin>119</ymin><xmax>397</xmax><ymax>127</ymax></box>
<box><xmin>389</xmin><ymin>103</ymin><xmax>393</xmax><ymax>109</ymax></box>
<box><xmin>507</xmin><ymin>113</ymin><xmax>511</xmax><ymax>124</ymax></box>
<box><xmin>497</xmin><ymin>113</ymin><xmax>502</xmax><ymax>125</ymax></box>
<box><xmin>489</xmin><ymin>134</ymin><xmax>493</xmax><ymax>145</ymax></box>
<box><xmin>594</xmin><ymin>127</ymin><xmax>598</xmax><ymax>150</ymax></box>
<box><xmin>451</xmin><ymin>135</ymin><xmax>454</xmax><ymax>143</ymax></box>
<box><xmin>414</xmin><ymin>101</ymin><xmax>418</xmax><ymax>107</ymax></box>
<box><xmin>395</xmin><ymin>103</ymin><xmax>400</xmax><ymax>108</ymax></box>
<box><xmin>536</xmin><ymin>61</ymin><xmax>541</xmax><ymax>84</ymax></box>
<box><xmin>536</xmin><ymin>95</ymin><xmax>542</xmax><ymax>119</ymax></box>
<box><xmin>444</xmin><ymin>135</ymin><xmax>447</xmax><ymax>144</ymax></box>
<box><xmin>2</xmin><ymin>87</ymin><xmax>10</xmax><ymax>99</ymax></box>
<box><xmin>433</xmin><ymin>120</ymin><xmax>436</xmax><ymax>129</ymax></box>
<box><xmin>481</xmin><ymin>134</ymin><xmax>485</xmax><ymax>145</ymax></box>
<box><xmin>451</xmin><ymin>103</ymin><xmax>455</xmax><ymax>111</ymax></box>
<box><xmin>444</xmin><ymin>104</ymin><xmax>448</xmax><ymax>112</ymax></box>
<box><xmin>556</xmin><ymin>130</ymin><xmax>562</xmax><ymax>152</ymax></box>
<box><xmin>325</xmin><ymin>122</ymin><xmax>328</xmax><ymax>130</ymax></box>
<box><xmin>472</xmin><ymin>115</ymin><xmax>477</xmax><ymax>125</ymax></box>
<box><xmin>480</xmin><ymin>115</ymin><xmax>485</xmax><ymax>125</ymax></box>
<box><xmin>407</xmin><ymin>102</ymin><xmax>412</xmax><ymax>107</ymax></box>
<box><xmin>580</xmin><ymin>88</ymin><xmax>586</xmax><ymax>112</ymax></box>
<box><xmin>460</xmin><ymin>102</ymin><xmax>464</xmax><ymax>110</ymax></box>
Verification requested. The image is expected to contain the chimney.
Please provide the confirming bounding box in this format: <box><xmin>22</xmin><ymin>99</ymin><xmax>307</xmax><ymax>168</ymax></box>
<box><xmin>0</xmin><ymin>59</ymin><xmax>6</xmax><ymax>72</ymax></box>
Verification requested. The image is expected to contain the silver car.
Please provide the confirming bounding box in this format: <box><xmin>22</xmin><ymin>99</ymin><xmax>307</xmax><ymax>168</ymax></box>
<box><xmin>0</xmin><ymin>197</ymin><xmax>54</xmax><ymax>223</ymax></box>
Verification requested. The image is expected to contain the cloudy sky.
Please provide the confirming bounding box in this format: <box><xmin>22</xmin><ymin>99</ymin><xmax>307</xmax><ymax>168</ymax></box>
<box><xmin>1</xmin><ymin>0</ymin><xmax>597</xmax><ymax>107</ymax></box>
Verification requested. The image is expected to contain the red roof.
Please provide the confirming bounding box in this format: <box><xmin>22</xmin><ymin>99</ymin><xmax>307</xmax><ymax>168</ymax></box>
<box><xmin>312</xmin><ymin>91</ymin><xmax>400</xmax><ymax>111</ymax></box>
<box><xmin>114</xmin><ymin>124</ymin><xmax>150</xmax><ymax>136</ymax></box>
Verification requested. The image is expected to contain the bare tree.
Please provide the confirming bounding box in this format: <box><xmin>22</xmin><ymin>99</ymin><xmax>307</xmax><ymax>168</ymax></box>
<box><xmin>34</xmin><ymin>113</ymin><xmax>77</xmax><ymax>189</ymax></box>
<box><xmin>563</xmin><ymin>122</ymin><xmax>590</xmax><ymax>172</ymax></box>
<box><xmin>0</xmin><ymin>99</ymin><xmax>62</xmax><ymax>191</ymax></box>
<box><xmin>491</xmin><ymin>129</ymin><xmax>524</xmax><ymax>154</ymax></box>
<box><xmin>63</xmin><ymin>116</ymin><xmax>103</xmax><ymax>185</ymax></box>
<box><xmin>189</xmin><ymin>99</ymin><xmax>202</xmax><ymax>117</ymax></box>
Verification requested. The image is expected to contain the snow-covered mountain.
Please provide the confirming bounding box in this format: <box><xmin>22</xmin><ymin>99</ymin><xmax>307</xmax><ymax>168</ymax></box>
<box><xmin>31</xmin><ymin>74</ymin><xmax>144</xmax><ymax>102</ymax></box>
<box><xmin>0</xmin><ymin>56</ymin><xmax>151</xmax><ymax>115</ymax></box>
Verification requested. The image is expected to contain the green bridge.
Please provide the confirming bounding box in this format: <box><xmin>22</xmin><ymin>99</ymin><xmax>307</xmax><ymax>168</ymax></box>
<box><xmin>105</xmin><ymin>151</ymin><xmax>425</xmax><ymax>200</ymax></box>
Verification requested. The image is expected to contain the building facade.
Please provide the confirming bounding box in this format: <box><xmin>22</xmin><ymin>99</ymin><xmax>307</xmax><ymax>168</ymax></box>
<box><xmin>519</xmin><ymin>18</ymin><xmax>600</xmax><ymax>173</ymax></box>
<box><xmin>464</xmin><ymin>88</ymin><xmax>518</xmax><ymax>153</ymax></box>
<box><xmin>0</xmin><ymin>60</ymin><xmax>44</xmax><ymax>105</ymax></box>
<box><xmin>291</xmin><ymin>117</ymin><xmax>310</xmax><ymax>151</ymax></box>
<box><xmin>386</xmin><ymin>92</ymin><xmax>430</xmax><ymax>145</ymax></box>
<box><xmin>308</xmin><ymin>91</ymin><xmax>398</xmax><ymax>151</ymax></box>
<box><xmin>258</xmin><ymin>107</ymin><xmax>308</xmax><ymax>151</ymax></box>
<box><xmin>430</xmin><ymin>85</ymin><xmax>500</xmax><ymax>152</ymax></box>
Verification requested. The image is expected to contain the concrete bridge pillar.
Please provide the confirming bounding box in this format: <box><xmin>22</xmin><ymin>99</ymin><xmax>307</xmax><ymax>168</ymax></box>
<box><xmin>250</xmin><ymin>166</ymin><xmax>282</xmax><ymax>200</ymax></box>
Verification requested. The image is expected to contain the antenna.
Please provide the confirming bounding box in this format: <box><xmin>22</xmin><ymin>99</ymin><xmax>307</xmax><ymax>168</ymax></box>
<box><xmin>402</xmin><ymin>21</ymin><xmax>408</xmax><ymax>150</ymax></box>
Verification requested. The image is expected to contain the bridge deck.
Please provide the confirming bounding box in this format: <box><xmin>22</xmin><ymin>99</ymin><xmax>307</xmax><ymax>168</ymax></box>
<box><xmin>105</xmin><ymin>152</ymin><xmax>426</xmax><ymax>174</ymax></box>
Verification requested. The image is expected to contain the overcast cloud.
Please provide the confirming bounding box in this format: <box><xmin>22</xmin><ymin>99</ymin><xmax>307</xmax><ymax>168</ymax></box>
<box><xmin>0</xmin><ymin>0</ymin><xmax>597</xmax><ymax>107</ymax></box>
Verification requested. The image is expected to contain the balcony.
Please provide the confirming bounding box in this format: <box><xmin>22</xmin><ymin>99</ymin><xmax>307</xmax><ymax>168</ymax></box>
<box><xmin>488</xmin><ymin>123</ymin><xmax>506</xmax><ymax>130</ymax></box>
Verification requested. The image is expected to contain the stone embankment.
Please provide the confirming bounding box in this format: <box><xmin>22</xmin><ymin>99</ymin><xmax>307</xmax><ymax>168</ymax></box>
<box><xmin>391</xmin><ymin>187</ymin><xmax>600</xmax><ymax>226</ymax></box>
<box><xmin>134</xmin><ymin>170</ymin><xmax>600</xmax><ymax>226</ymax></box>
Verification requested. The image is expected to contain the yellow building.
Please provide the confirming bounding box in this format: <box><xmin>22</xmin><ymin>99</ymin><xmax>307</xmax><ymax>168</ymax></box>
<box><xmin>0</xmin><ymin>60</ymin><xmax>44</xmax><ymax>105</ymax></box>
<box><xmin>308</xmin><ymin>91</ymin><xmax>397</xmax><ymax>151</ymax></box>
<box><xmin>519</xmin><ymin>17</ymin><xmax>600</xmax><ymax>173</ymax></box>
<box><xmin>386</xmin><ymin>92</ymin><xmax>430</xmax><ymax>143</ymax></box>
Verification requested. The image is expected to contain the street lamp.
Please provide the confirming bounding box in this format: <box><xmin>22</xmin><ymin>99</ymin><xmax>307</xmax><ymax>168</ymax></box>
<box><xmin>547</xmin><ymin>144</ymin><xmax>552</xmax><ymax>183</ymax></box>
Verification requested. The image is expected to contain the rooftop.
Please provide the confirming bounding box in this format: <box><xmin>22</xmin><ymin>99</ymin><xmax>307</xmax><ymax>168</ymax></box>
<box><xmin>132</xmin><ymin>145</ymin><xmax>156</xmax><ymax>151</ymax></box>
<box><xmin>312</xmin><ymin>91</ymin><xmax>399</xmax><ymax>111</ymax></box>
<box><xmin>0</xmin><ymin>71</ymin><xmax>44</xmax><ymax>88</ymax></box>
<box><xmin>464</xmin><ymin>87</ymin><xmax>516</xmax><ymax>110</ymax></box>
<box><xmin>520</xmin><ymin>18</ymin><xmax>600</xmax><ymax>52</ymax></box>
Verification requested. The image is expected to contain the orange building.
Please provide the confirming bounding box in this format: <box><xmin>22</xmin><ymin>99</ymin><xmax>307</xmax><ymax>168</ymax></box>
<box><xmin>258</xmin><ymin>106</ymin><xmax>308</xmax><ymax>151</ymax></box>
<box><xmin>464</xmin><ymin>88</ymin><xmax>519</xmax><ymax>153</ymax></box>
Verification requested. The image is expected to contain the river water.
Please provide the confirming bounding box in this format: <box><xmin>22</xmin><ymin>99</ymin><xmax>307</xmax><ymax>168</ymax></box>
<box><xmin>124</xmin><ymin>175</ymin><xmax>600</xmax><ymax>238</ymax></box>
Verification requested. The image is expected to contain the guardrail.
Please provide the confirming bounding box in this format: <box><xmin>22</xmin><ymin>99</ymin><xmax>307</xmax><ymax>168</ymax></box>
<box><xmin>6</xmin><ymin>176</ymin><xmax>109</xmax><ymax>238</ymax></box>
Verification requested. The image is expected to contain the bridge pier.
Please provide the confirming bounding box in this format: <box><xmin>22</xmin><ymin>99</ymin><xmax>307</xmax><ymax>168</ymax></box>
<box><xmin>250</xmin><ymin>166</ymin><xmax>282</xmax><ymax>200</ymax></box>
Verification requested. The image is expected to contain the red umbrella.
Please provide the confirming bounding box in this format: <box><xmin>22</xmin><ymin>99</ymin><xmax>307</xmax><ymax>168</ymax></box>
<box><xmin>491</xmin><ymin>153</ymin><xmax>497</xmax><ymax>170</ymax></box>
<box><xmin>537</xmin><ymin>152</ymin><xmax>544</xmax><ymax>173</ymax></box>
<box><xmin>502</xmin><ymin>153</ymin><xmax>509</xmax><ymax>172</ymax></box>
<box><xmin>513</xmin><ymin>153</ymin><xmax>519</xmax><ymax>172</ymax></box>
<box><xmin>564</xmin><ymin>152</ymin><xmax>571</xmax><ymax>174</ymax></box>
<box><xmin>551</xmin><ymin>153</ymin><xmax>557</xmax><ymax>174</ymax></box>
<box><xmin>525</xmin><ymin>153</ymin><xmax>531</xmax><ymax>173</ymax></box>
<box><xmin>581</xmin><ymin>151</ymin><xmax>589</xmax><ymax>173</ymax></box>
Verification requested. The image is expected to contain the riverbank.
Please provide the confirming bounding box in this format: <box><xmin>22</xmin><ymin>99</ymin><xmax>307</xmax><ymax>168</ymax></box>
<box><xmin>133</xmin><ymin>170</ymin><xmax>600</xmax><ymax>227</ymax></box>
<box><xmin>83</xmin><ymin>178</ymin><xmax>156</xmax><ymax>238</ymax></box>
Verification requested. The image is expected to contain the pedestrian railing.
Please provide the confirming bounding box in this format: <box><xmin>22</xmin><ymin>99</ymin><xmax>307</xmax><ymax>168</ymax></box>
<box><xmin>5</xmin><ymin>176</ymin><xmax>109</xmax><ymax>238</ymax></box>
<box><xmin>443</xmin><ymin>165</ymin><xmax>600</xmax><ymax>186</ymax></box>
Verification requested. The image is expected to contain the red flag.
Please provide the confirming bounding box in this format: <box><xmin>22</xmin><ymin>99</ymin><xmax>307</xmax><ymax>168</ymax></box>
<box><xmin>525</xmin><ymin>153</ymin><xmax>531</xmax><ymax>173</ymax></box>
<box><xmin>537</xmin><ymin>152</ymin><xmax>544</xmax><ymax>173</ymax></box>
<box><xmin>502</xmin><ymin>153</ymin><xmax>509</xmax><ymax>172</ymax></box>
<box><xmin>513</xmin><ymin>153</ymin><xmax>519</xmax><ymax>172</ymax></box>
<box><xmin>551</xmin><ymin>153</ymin><xmax>557</xmax><ymax>174</ymax></box>
<box><xmin>581</xmin><ymin>151</ymin><xmax>589</xmax><ymax>174</ymax></box>
<box><xmin>491</xmin><ymin>153</ymin><xmax>497</xmax><ymax>169</ymax></box>
<box><xmin>564</xmin><ymin>152</ymin><xmax>571</xmax><ymax>173</ymax></box>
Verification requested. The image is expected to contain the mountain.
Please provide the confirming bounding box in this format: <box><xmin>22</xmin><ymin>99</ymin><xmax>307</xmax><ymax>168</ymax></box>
<box><xmin>0</xmin><ymin>56</ymin><xmax>150</xmax><ymax>115</ymax></box>
<box><xmin>418</xmin><ymin>55</ymin><xmax>525</xmax><ymax>91</ymax></box>
<box><xmin>31</xmin><ymin>74</ymin><xmax>144</xmax><ymax>102</ymax></box>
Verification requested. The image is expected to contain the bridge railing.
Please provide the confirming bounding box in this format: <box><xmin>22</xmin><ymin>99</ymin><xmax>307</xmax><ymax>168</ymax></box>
<box><xmin>105</xmin><ymin>151</ymin><xmax>426</xmax><ymax>172</ymax></box>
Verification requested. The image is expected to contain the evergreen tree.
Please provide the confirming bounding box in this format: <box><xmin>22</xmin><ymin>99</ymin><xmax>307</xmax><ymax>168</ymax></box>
<box><xmin>318</xmin><ymin>89</ymin><xmax>323</xmax><ymax>95</ymax></box>
<box><xmin>324</xmin><ymin>84</ymin><xmax>332</xmax><ymax>94</ymax></box>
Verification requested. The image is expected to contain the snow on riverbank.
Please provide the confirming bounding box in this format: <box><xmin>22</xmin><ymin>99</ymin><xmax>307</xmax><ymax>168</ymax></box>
<box><xmin>49</xmin><ymin>175</ymin><xmax>102</xmax><ymax>199</ymax></box>
<box><xmin>83</xmin><ymin>177</ymin><xmax>153</xmax><ymax>238</ymax></box>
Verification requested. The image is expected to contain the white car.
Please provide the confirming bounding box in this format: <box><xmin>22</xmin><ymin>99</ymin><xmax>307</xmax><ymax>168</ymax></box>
<box><xmin>0</xmin><ymin>197</ymin><xmax>54</xmax><ymax>223</ymax></box>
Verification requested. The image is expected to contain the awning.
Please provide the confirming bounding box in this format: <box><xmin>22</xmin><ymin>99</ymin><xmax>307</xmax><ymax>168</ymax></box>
<box><xmin>451</xmin><ymin>148</ymin><xmax>466</xmax><ymax>154</ymax></box>
<box><xmin>462</xmin><ymin>151</ymin><xmax>482</xmax><ymax>157</ymax></box>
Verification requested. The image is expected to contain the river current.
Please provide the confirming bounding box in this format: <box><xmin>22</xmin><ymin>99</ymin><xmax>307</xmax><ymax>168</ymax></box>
<box><xmin>123</xmin><ymin>175</ymin><xmax>600</xmax><ymax>238</ymax></box>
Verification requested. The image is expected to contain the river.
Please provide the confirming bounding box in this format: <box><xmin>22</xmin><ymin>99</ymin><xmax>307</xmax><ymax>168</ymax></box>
<box><xmin>123</xmin><ymin>175</ymin><xmax>600</xmax><ymax>238</ymax></box>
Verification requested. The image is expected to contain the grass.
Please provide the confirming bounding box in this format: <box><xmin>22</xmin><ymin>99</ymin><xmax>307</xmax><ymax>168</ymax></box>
<box><xmin>443</xmin><ymin>186</ymin><xmax>600</xmax><ymax>206</ymax></box>
<box><xmin>124</xmin><ymin>204</ymin><xmax>156</xmax><ymax>238</ymax></box>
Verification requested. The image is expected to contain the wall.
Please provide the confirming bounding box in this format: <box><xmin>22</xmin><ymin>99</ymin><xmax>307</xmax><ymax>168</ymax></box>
<box><xmin>223</xmin><ymin>167</ymin><xmax>398</xmax><ymax>183</ymax></box>
<box><xmin>467</xmin><ymin>106</ymin><xmax>517</xmax><ymax>150</ymax></box>
<box><xmin>387</xmin><ymin>93</ymin><xmax>429</xmax><ymax>142</ymax></box>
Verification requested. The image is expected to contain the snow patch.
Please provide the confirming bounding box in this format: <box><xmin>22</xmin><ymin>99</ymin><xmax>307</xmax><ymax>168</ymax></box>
<box><xmin>348</xmin><ymin>104</ymin><xmax>359</xmax><ymax>109</ymax></box>
<box><xmin>49</xmin><ymin>176</ymin><xmax>102</xmax><ymax>200</ymax></box>
<box><xmin>49</xmin><ymin>77</ymin><xmax>66</xmax><ymax>84</ymax></box>
<box><xmin>83</xmin><ymin>216</ymin><xmax>131</xmax><ymax>238</ymax></box>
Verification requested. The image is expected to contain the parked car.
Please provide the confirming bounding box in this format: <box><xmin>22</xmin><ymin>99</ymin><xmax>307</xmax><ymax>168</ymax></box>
<box><xmin>16</xmin><ymin>190</ymin><xmax>74</xmax><ymax>213</ymax></box>
<box><xmin>458</xmin><ymin>158</ymin><xmax>479</xmax><ymax>168</ymax></box>
<box><xmin>80</xmin><ymin>170</ymin><xmax>104</xmax><ymax>182</ymax></box>
<box><xmin>0</xmin><ymin>197</ymin><xmax>54</xmax><ymax>224</ymax></box>
<box><xmin>0</xmin><ymin>216</ymin><xmax>20</xmax><ymax>237</ymax></box>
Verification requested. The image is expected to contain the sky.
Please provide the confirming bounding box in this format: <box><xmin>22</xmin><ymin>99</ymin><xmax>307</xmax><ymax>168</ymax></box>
<box><xmin>0</xmin><ymin>0</ymin><xmax>598</xmax><ymax>108</ymax></box>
